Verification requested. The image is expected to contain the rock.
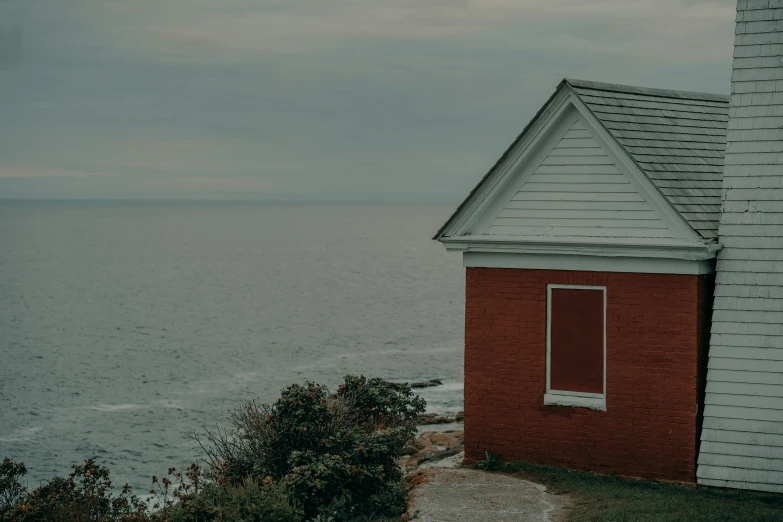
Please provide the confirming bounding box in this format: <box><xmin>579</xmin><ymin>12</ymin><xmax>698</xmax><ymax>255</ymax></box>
<box><xmin>410</xmin><ymin>379</ymin><xmax>443</xmax><ymax>389</ymax></box>
<box><xmin>420</xmin><ymin>448</ymin><xmax>461</xmax><ymax>465</ymax></box>
<box><xmin>417</xmin><ymin>413</ymin><xmax>454</xmax><ymax>425</ymax></box>
<box><xmin>419</xmin><ymin>451</ymin><xmax>465</xmax><ymax>470</ymax></box>
<box><xmin>401</xmin><ymin>445</ymin><xmax>419</xmax><ymax>456</ymax></box>
<box><xmin>455</xmin><ymin>411</ymin><xmax>464</xmax><ymax>422</ymax></box>
<box><xmin>398</xmin><ymin>430</ymin><xmax>465</xmax><ymax>473</ymax></box>
<box><xmin>428</xmin><ymin>432</ymin><xmax>463</xmax><ymax>450</ymax></box>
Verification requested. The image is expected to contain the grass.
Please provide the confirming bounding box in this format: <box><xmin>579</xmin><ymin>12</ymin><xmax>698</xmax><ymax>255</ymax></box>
<box><xmin>473</xmin><ymin>456</ymin><xmax>783</xmax><ymax>522</ymax></box>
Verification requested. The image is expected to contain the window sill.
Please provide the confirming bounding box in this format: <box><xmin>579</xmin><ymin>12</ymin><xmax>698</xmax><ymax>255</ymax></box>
<box><xmin>544</xmin><ymin>392</ymin><xmax>606</xmax><ymax>411</ymax></box>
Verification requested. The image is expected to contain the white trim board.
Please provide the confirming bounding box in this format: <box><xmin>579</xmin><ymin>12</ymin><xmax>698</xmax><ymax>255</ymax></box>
<box><xmin>545</xmin><ymin>284</ymin><xmax>607</xmax><ymax>411</ymax></box>
<box><xmin>464</xmin><ymin>252</ymin><xmax>716</xmax><ymax>275</ymax></box>
<box><xmin>434</xmin><ymin>82</ymin><xmax>716</xmax><ymax>267</ymax></box>
<box><xmin>435</xmin><ymin>85</ymin><xmax>702</xmax><ymax>244</ymax></box>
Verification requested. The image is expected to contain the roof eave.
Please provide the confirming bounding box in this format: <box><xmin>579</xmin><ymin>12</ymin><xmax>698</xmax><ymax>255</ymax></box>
<box><xmin>440</xmin><ymin>235</ymin><xmax>721</xmax><ymax>261</ymax></box>
<box><xmin>434</xmin><ymin>78</ymin><xmax>726</xmax><ymax>243</ymax></box>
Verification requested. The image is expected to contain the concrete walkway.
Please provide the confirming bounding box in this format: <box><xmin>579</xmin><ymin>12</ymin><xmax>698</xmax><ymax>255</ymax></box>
<box><xmin>407</xmin><ymin>456</ymin><xmax>570</xmax><ymax>522</ymax></box>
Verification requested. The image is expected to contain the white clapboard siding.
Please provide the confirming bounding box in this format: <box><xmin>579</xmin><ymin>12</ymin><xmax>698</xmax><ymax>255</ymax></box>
<box><xmin>701</xmin><ymin>441</ymin><xmax>783</xmax><ymax>459</ymax></box>
<box><xmin>705</xmin><ymin>392</ymin><xmax>783</xmax><ymax>409</ymax></box>
<box><xmin>698</xmin><ymin>465</ymin><xmax>783</xmax><ymax>492</ymax></box>
<box><xmin>698</xmin><ymin>453</ymin><xmax>783</xmax><ymax>472</ymax></box>
<box><xmin>484</xmin><ymin>120</ymin><xmax>678</xmax><ymax>239</ymax></box>
<box><xmin>706</xmin><ymin>369</ymin><xmax>783</xmax><ymax>385</ymax></box>
<box><xmin>707</xmin><ymin>381</ymin><xmax>783</xmax><ymax>399</ymax></box>
<box><xmin>703</xmin><ymin>405</ymin><xmax>783</xmax><ymax>423</ymax></box>
<box><xmin>698</xmin><ymin>478</ymin><xmax>783</xmax><ymax>494</ymax></box>
<box><xmin>697</xmin><ymin>2</ymin><xmax>783</xmax><ymax>493</ymax></box>
<box><xmin>708</xmin><ymin>359</ymin><xmax>783</xmax><ymax>374</ymax></box>
<box><xmin>704</xmin><ymin>416</ymin><xmax>783</xmax><ymax>436</ymax></box>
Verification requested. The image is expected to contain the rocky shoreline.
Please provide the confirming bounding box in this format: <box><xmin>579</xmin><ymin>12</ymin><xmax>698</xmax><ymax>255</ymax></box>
<box><xmin>398</xmin><ymin>410</ymin><xmax>465</xmax><ymax>472</ymax></box>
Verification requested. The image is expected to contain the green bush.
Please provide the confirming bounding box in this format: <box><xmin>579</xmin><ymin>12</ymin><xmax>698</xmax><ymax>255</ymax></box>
<box><xmin>0</xmin><ymin>458</ymin><xmax>27</xmax><ymax>515</ymax></box>
<box><xmin>196</xmin><ymin>375</ymin><xmax>425</xmax><ymax>520</ymax></box>
<box><xmin>1</xmin><ymin>375</ymin><xmax>422</xmax><ymax>522</ymax></box>
<box><xmin>0</xmin><ymin>458</ymin><xmax>148</xmax><ymax>522</ymax></box>
<box><xmin>162</xmin><ymin>476</ymin><xmax>302</xmax><ymax>522</ymax></box>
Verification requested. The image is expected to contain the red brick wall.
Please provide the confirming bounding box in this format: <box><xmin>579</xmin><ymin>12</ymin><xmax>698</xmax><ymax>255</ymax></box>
<box><xmin>464</xmin><ymin>268</ymin><xmax>713</xmax><ymax>483</ymax></box>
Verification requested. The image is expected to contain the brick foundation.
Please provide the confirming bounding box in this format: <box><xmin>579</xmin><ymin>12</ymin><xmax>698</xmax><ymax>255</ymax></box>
<box><xmin>464</xmin><ymin>268</ymin><xmax>714</xmax><ymax>483</ymax></box>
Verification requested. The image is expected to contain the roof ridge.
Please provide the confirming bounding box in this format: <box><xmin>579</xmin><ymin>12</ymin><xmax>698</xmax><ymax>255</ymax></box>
<box><xmin>563</xmin><ymin>78</ymin><xmax>730</xmax><ymax>104</ymax></box>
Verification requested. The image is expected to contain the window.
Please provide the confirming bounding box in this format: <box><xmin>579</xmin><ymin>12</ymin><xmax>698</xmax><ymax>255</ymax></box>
<box><xmin>545</xmin><ymin>285</ymin><xmax>606</xmax><ymax>410</ymax></box>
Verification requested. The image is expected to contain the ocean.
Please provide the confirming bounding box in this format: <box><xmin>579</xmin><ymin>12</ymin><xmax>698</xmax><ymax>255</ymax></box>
<box><xmin>0</xmin><ymin>201</ymin><xmax>465</xmax><ymax>491</ymax></box>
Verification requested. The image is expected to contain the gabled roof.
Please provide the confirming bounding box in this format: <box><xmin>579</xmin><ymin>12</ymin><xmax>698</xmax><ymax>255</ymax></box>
<box><xmin>566</xmin><ymin>79</ymin><xmax>729</xmax><ymax>239</ymax></box>
<box><xmin>435</xmin><ymin>79</ymin><xmax>729</xmax><ymax>241</ymax></box>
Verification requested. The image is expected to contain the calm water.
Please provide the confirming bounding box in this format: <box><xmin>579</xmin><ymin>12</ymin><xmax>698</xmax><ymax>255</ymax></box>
<box><xmin>0</xmin><ymin>201</ymin><xmax>465</xmax><ymax>490</ymax></box>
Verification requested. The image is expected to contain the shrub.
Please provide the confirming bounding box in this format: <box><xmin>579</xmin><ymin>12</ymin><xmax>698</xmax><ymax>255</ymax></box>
<box><xmin>0</xmin><ymin>458</ymin><xmax>27</xmax><ymax>515</ymax></box>
<box><xmin>474</xmin><ymin>452</ymin><xmax>504</xmax><ymax>472</ymax></box>
<box><xmin>195</xmin><ymin>375</ymin><xmax>425</xmax><ymax>520</ymax></box>
<box><xmin>148</xmin><ymin>464</ymin><xmax>301</xmax><ymax>522</ymax></box>
<box><xmin>0</xmin><ymin>458</ymin><xmax>148</xmax><ymax>522</ymax></box>
<box><xmin>2</xmin><ymin>375</ymin><xmax>422</xmax><ymax>521</ymax></box>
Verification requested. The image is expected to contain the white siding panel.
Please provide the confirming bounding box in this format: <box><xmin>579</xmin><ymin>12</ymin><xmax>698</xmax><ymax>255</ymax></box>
<box><xmin>713</xmin><ymin>285</ymin><xmax>783</xmax><ymax>298</ymax></box>
<box><xmin>703</xmin><ymin>404</ymin><xmax>783</xmax><ymax>422</ymax></box>
<box><xmin>534</xmin><ymin>165</ymin><xmax>622</xmax><ymax>175</ymax></box>
<box><xmin>698</xmin><ymin>465</ymin><xmax>783</xmax><ymax>488</ymax></box>
<box><xmin>485</xmin><ymin>226</ymin><xmax>677</xmax><ymax>239</ymax></box>
<box><xmin>699</xmin><ymin>453</ymin><xmax>783</xmax><ymax>472</ymax></box>
<box><xmin>708</xmin><ymin>359</ymin><xmax>783</xmax><ymax>374</ymax></box>
<box><xmin>697</xmin><ymin>478</ymin><xmax>783</xmax><ymax>494</ymax></box>
<box><xmin>525</xmin><ymin>174</ymin><xmax>627</xmax><ymax>184</ymax></box>
<box><xmin>560</xmin><ymin>128</ymin><xmax>593</xmax><ymax>139</ymax></box>
<box><xmin>701</xmin><ymin>441</ymin><xmax>783</xmax><ymax>459</ymax></box>
<box><xmin>504</xmin><ymin>201</ymin><xmax>653</xmax><ymax>211</ymax></box>
<box><xmin>520</xmin><ymin>183</ymin><xmax>638</xmax><ymax>193</ymax></box>
<box><xmin>496</xmin><ymin>209</ymin><xmax>661</xmax><ymax>220</ymax></box>
<box><xmin>539</xmin><ymin>155</ymin><xmax>617</xmax><ymax>166</ymax></box>
<box><xmin>704</xmin><ymin>393</ymin><xmax>783</xmax><ymax>410</ymax></box>
<box><xmin>512</xmin><ymin>192</ymin><xmax>646</xmax><ymax>202</ymax></box>
<box><xmin>703</xmin><ymin>417</ymin><xmax>783</xmax><ymax>436</ymax></box>
<box><xmin>543</xmin><ymin>147</ymin><xmax>607</xmax><ymax>157</ymax></box>
<box><xmin>699</xmin><ymin>5</ymin><xmax>783</xmax><ymax>491</ymax></box>
<box><xmin>485</xmin><ymin>120</ymin><xmax>678</xmax><ymax>239</ymax></box>
<box><xmin>706</xmin><ymin>369</ymin><xmax>783</xmax><ymax>385</ymax></box>
<box><xmin>706</xmin><ymin>381</ymin><xmax>783</xmax><ymax>399</ymax></box>
<box><xmin>709</xmin><ymin>344</ymin><xmax>783</xmax><ymax>358</ymax></box>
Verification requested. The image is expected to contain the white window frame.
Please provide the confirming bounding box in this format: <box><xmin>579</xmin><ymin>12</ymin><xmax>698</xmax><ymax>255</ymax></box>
<box><xmin>545</xmin><ymin>284</ymin><xmax>607</xmax><ymax>411</ymax></box>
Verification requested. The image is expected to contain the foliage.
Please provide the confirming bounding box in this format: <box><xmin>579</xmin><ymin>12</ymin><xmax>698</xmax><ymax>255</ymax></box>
<box><xmin>1</xmin><ymin>375</ymin><xmax>419</xmax><ymax>521</ymax></box>
<box><xmin>472</xmin><ymin>455</ymin><xmax>783</xmax><ymax>522</ymax></box>
<box><xmin>0</xmin><ymin>458</ymin><xmax>148</xmax><ymax>522</ymax></box>
<box><xmin>472</xmin><ymin>452</ymin><xmax>503</xmax><ymax>472</ymax></box>
<box><xmin>161</xmin><ymin>475</ymin><xmax>302</xmax><ymax>522</ymax></box>
<box><xmin>311</xmin><ymin>478</ymin><xmax>409</xmax><ymax>522</ymax></box>
<box><xmin>195</xmin><ymin>375</ymin><xmax>424</xmax><ymax>520</ymax></box>
<box><xmin>0</xmin><ymin>459</ymin><xmax>27</xmax><ymax>514</ymax></box>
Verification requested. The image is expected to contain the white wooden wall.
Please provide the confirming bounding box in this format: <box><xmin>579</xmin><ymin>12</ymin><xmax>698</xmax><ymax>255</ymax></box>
<box><xmin>484</xmin><ymin>120</ymin><xmax>678</xmax><ymax>239</ymax></box>
<box><xmin>697</xmin><ymin>1</ymin><xmax>783</xmax><ymax>493</ymax></box>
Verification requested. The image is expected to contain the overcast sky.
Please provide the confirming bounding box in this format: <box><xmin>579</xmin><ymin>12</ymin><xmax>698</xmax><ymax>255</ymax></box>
<box><xmin>0</xmin><ymin>0</ymin><xmax>736</xmax><ymax>201</ymax></box>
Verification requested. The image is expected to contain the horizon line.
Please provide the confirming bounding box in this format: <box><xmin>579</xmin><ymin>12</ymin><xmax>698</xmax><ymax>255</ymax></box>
<box><xmin>0</xmin><ymin>197</ymin><xmax>461</xmax><ymax>204</ymax></box>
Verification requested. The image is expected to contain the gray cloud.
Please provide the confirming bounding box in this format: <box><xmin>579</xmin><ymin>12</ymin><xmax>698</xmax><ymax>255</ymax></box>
<box><xmin>0</xmin><ymin>0</ymin><xmax>735</xmax><ymax>201</ymax></box>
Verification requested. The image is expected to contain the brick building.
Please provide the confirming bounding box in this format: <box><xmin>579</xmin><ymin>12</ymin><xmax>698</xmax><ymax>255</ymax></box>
<box><xmin>436</xmin><ymin>2</ymin><xmax>783</xmax><ymax>492</ymax></box>
<box><xmin>435</xmin><ymin>79</ymin><xmax>727</xmax><ymax>484</ymax></box>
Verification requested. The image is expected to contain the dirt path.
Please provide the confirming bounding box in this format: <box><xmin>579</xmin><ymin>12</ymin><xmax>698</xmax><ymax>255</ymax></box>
<box><xmin>406</xmin><ymin>464</ymin><xmax>571</xmax><ymax>522</ymax></box>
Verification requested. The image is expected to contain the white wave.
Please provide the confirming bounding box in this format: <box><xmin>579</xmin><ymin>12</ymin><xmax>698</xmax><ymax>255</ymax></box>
<box><xmin>0</xmin><ymin>426</ymin><xmax>42</xmax><ymax>443</ymax></box>
<box><xmin>90</xmin><ymin>403</ymin><xmax>146</xmax><ymax>412</ymax></box>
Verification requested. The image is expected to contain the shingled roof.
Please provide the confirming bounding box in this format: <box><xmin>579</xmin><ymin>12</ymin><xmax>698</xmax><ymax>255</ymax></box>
<box><xmin>566</xmin><ymin>79</ymin><xmax>730</xmax><ymax>239</ymax></box>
